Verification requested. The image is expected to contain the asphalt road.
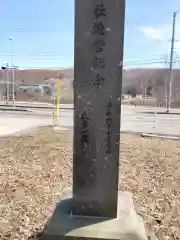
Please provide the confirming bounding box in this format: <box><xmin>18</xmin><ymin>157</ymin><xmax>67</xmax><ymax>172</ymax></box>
<box><xmin>1</xmin><ymin>105</ymin><xmax>180</xmax><ymax>136</ymax></box>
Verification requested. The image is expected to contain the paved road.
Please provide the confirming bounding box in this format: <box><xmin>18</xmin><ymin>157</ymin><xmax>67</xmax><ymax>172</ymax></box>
<box><xmin>1</xmin><ymin>105</ymin><xmax>180</xmax><ymax>136</ymax></box>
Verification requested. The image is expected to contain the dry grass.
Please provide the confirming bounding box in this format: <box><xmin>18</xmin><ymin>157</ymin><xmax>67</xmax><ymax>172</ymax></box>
<box><xmin>0</xmin><ymin>128</ymin><xmax>73</xmax><ymax>240</ymax></box>
<box><xmin>120</xmin><ymin>135</ymin><xmax>180</xmax><ymax>239</ymax></box>
<box><xmin>0</xmin><ymin>127</ymin><xmax>180</xmax><ymax>239</ymax></box>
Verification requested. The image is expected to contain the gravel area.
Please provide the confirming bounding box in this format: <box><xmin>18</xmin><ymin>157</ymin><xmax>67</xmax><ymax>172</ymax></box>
<box><xmin>0</xmin><ymin>126</ymin><xmax>180</xmax><ymax>239</ymax></box>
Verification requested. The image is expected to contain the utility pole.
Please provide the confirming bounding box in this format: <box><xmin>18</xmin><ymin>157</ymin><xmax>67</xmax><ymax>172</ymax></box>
<box><xmin>6</xmin><ymin>63</ymin><xmax>9</xmax><ymax>104</ymax></box>
<box><xmin>9</xmin><ymin>38</ymin><xmax>15</xmax><ymax>108</ymax></box>
<box><xmin>166</xmin><ymin>11</ymin><xmax>177</xmax><ymax>113</ymax></box>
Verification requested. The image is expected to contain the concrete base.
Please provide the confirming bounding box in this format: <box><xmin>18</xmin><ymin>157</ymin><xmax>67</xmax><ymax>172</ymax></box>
<box><xmin>53</xmin><ymin>126</ymin><xmax>69</xmax><ymax>131</ymax></box>
<box><xmin>41</xmin><ymin>189</ymin><xmax>147</xmax><ymax>240</ymax></box>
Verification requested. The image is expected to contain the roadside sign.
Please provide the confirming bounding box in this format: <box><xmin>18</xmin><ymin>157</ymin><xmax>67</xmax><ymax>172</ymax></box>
<box><xmin>55</xmin><ymin>81</ymin><xmax>62</xmax><ymax>126</ymax></box>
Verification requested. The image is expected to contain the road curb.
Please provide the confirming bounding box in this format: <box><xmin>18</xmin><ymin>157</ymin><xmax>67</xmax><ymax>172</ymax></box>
<box><xmin>141</xmin><ymin>133</ymin><xmax>180</xmax><ymax>140</ymax></box>
<box><xmin>0</xmin><ymin>104</ymin><xmax>74</xmax><ymax>110</ymax></box>
<box><xmin>121</xmin><ymin>131</ymin><xmax>180</xmax><ymax>140</ymax></box>
<box><xmin>142</xmin><ymin>111</ymin><xmax>180</xmax><ymax>115</ymax></box>
<box><xmin>0</xmin><ymin>108</ymin><xmax>31</xmax><ymax>112</ymax></box>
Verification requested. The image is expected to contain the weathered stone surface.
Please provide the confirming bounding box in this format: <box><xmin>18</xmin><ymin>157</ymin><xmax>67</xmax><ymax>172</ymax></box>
<box><xmin>41</xmin><ymin>189</ymin><xmax>148</xmax><ymax>240</ymax></box>
<box><xmin>73</xmin><ymin>0</ymin><xmax>125</xmax><ymax>218</ymax></box>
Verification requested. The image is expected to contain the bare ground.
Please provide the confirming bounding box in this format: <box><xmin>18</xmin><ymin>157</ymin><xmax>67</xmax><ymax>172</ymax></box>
<box><xmin>0</xmin><ymin>127</ymin><xmax>180</xmax><ymax>239</ymax></box>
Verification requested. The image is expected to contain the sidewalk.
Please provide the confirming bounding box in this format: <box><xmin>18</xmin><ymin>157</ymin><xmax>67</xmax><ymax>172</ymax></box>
<box><xmin>0</xmin><ymin>118</ymin><xmax>50</xmax><ymax>137</ymax></box>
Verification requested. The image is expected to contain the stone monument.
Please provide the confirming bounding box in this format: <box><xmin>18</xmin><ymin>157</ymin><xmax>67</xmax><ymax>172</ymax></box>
<box><xmin>42</xmin><ymin>0</ymin><xmax>148</xmax><ymax>239</ymax></box>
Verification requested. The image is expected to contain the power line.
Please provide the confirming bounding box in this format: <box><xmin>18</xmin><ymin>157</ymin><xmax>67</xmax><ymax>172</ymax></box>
<box><xmin>0</xmin><ymin>28</ymin><xmax>70</xmax><ymax>32</ymax></box>
<box><xmin>124</xmin><ymin>61</ymin><xmax>180</xmax><ymax>67</ymax></box>
<box><xmin>0</xmin><ymin>57</ymin><xmax>179</xmax><ymax>66</ymax></box>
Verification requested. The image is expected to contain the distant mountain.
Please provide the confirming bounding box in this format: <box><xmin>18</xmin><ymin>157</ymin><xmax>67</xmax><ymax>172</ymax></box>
<box><xmin>1</xmin><ymin>68</ymin><xmax>180</xmax><ymax>96</ymax></box>
<box><xmin>0</xmin><ymin>68</ymin><xmax>73</xmax><ymax>86</ymax></box>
